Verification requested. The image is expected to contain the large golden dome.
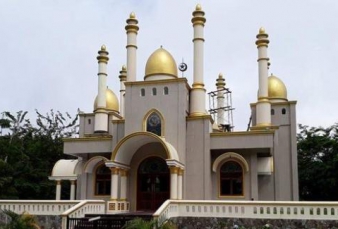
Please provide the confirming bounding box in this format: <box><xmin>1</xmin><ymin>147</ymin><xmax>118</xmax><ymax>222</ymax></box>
<box><xmin>94</xmin><ymin>88</ymin><xmax>119</xmax><ymax>112</ymax></box>
<box><xmin>268</xmin><ymin>74</ymin><xmax>288</xmax><ymax>101</ymax></box>
<box><xmin>144</xmin><ymin>47</ymin><xmax>178</xmax><ymax>80</ymax></box>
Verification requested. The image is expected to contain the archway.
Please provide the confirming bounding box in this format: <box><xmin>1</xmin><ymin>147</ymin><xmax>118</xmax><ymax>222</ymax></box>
<box><xmin>137</xmin><ymin>156</ymin><xmax>170</xmax><ymax>211</ymax></box>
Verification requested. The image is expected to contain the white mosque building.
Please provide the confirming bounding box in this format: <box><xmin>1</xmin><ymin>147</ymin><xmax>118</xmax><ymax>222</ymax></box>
<box><xmin>50</xmin><ymin>4</ymin><xmax>298</xmax><ymax>214</ymax></box>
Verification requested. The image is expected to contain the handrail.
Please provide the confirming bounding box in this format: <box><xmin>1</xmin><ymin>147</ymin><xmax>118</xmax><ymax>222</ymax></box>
<box><xmin>60</xmin><ymin>200</ymin><xmax>106</xmax><ymax>229</ymax></box>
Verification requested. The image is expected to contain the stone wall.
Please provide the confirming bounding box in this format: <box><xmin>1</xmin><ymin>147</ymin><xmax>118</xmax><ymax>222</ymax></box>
<box><xmin>169</xmin><ymin>217</ymin><xmax>338</xmax><ymax>229</ymax></box>
<box><xmin>0</xmin><ymin>212</ymin><xmax>61</xmax><ymax>229</ymax></box>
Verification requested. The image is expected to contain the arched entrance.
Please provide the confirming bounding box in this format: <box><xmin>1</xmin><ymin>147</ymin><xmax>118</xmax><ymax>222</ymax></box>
<box><xmin>137</xmin><ymin>157</ymin><xmax>170</xmax><ymax>211</ymax></box>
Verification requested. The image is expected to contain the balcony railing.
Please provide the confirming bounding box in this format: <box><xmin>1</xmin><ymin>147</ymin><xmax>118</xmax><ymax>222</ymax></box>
<box><xmin>153</xmin><ymin>200</ymin><xmax>338</xmax><ymax>225</ymax></box>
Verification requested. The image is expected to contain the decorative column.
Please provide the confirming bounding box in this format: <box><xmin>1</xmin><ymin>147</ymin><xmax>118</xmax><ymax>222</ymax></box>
<box><xmin>119</xmin><ymin>65</ymin><xmax>127</xmax><ymax>116</ymax></box>
<box><xmin>110</xmin><ymin>167</ymin><xmax>119</xmax><ymax>200</ymax></box>
<box><xmin>70</xmin><ymin>180</ymin><xmax>76</xmax><ymax>200</ymax></box>
<box><xmin>216</xmin><ymin>73</ymin><xmax>226</xmax><ymax>125</ymax></box>
<box><xmin>190</xmin><ymin>4</ymin><xmax>207</xmax><ymax>117</ymax></box>
<box><xmin>169</xmin><ymin>167</ymin><xmax>178</xmax><ymax>199</ymax></box>
<box><xmin>254</xmin><ymin>27</ymin><xmax>271</xmax><ymax>128</ymax></box>
<box><xmin>94</xmin><ymin>45</ymin><xmax>109</xmax><ymax>133</ymax></box>
<box><xmin>125</xmin><ymin>12</ymin><xmax>139</xmax><ymax>81</ymax></box>
<box><xmin>119</xmin><ymin>169</ymin><xmax>128</xmax><ymax>201</ymax></box>
<box><xmin>55</xmin><ymin>180</ymin><xmax>61</xmax><ymax>200</ymax></box>
<box><xmin>177</xmin><ymin>168</ymin><xmax>184</xmax><ymax>200</ymax></box>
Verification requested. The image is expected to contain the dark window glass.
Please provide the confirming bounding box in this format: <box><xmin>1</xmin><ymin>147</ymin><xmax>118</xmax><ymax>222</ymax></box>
<box><xmin>164</xmin><ymin>87</ymin><xmax>169</xmax><ymax>95</ymax></box>
<box><xmin>271</xmin><ymin>109</ymin><xmax>275</xmax><ymax>115</ymax></box>
<box><xmin>88</xmin><ymin>119</ymin><xmax>91</xmax><ymax>124</ymax></box>
<box><xmin>220</xmin><ymin>161</ymin><xmax>243</xmax><ymax>196</ymax></box>
<box><xmin>141</xmin><ymin>88</ymin><xmax>145</xmax><ymax>96</ymax></box>
<box><xmin>152</xmin><ymin>88</ymin><xmax>157</xmax><ymax>96</ymax></box>
<box><xmin>146</xmin><ymin>112</ymin><xmax>162</xmax><ymax>136</ymax></box>
<box><xmin>282</xmin><ymin>108</ymin><xmax>286</xmax><ymax>115</ymax></box>
<box><xmin>95</xmin><ymin>165</ymin><xmax>111</xmax><ymax>195</ymax></box>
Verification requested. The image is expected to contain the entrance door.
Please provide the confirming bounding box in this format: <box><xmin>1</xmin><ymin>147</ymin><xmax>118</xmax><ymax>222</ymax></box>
<box><xmin>137</xmin><ymin>157</ymin><xmax>170</xmax><ymax>211</ymax></box>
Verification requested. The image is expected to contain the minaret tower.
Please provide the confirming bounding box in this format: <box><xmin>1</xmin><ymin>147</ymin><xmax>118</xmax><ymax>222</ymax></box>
<box><xmin>253</xmin><ymin>27</ymin><xmax>271</xmax><ymax>129</ymax></box>
<box><xmin>216</xmin><ymin>73</ymin><xmax>226</xmax><ymax>125</ymax></box>
<box><xmin>190</xmin><ymin>4</ymin><xmax>206</xmax><ymax>116</ymax></box>
<box><xmin>94</xmin><ymin>45</ymin><xmax>109</xmax><ymax>133</ymax></box>
<box><xmin>119</xmin><ymin>65</ymin><xmax>127</xmax><ymax>116</ymax></box>
<box><xmin>125</xmin><ymin>12</ymin><xmax>139</xmax><ymax>81</ymax></box>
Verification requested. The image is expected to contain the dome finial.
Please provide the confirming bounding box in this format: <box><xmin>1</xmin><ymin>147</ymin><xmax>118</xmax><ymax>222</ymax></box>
<box><xmin>259</xmin><ymin>27</ymin><xmax>265</xmax><ymax>34</ymax></box>
<box><xmin>122</xmin><ymin>65</ymin><xmax>127</xmax><ymax>71</ymax></box>
<box><xmin>196</xmin><ymin>4</ymin><xmax>202</xmax><ymax>10</ymax></box>
<box><xmin>130</xmin><ymin>12</ymin><xmax>136</xmax><ymax>19</ymax></box>
<box><xmin>101</xmin><ymin>45</ymin><xmax>106</xmax><ymax>51</ymax></box>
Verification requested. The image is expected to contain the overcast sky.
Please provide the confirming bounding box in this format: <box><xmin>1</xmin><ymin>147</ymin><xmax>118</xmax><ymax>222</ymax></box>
<box><xmin>1</xmin><ymin>0</ymin><xmax>337</xmax><ymax>131</ymax></box>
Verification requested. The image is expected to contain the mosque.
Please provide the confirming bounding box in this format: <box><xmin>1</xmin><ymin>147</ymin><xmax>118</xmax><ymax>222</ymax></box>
<box><xmin>49</xmin><ymin>4</ymin><xmax>298</xmax><ymax>214</ymax></box>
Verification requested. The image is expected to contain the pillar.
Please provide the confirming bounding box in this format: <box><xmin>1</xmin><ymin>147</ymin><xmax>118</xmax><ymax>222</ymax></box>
<box><xmin>177</xmin><ymin>169</ymin><xmax>184</xmax><ymax>200</ymax></box>
<box><xmin>190</xmin><ymin>4</ymin><xmax>207</xmax><ymax>116</ymax></box>
<box><xmin>170</xmin><ymin>167</ymin><xmax>178</xmax><ymax>199</ymax></box>
<box><xmin>94</xmin><ymin>45</ymin><xmax>109</xmax><ymax>133</ymax></box>
<box><xmin>120</xmin><ymin>169</ymin><xmax>128</xmax><ymax>201</ymax></box>
<box><xmin>70</xmin><ymin>180</ymin><xmax>76</xmax><ymax>200</ymax></box>
<box><xmin>254</xmin><ymin>27</ymin><xmax>271</xmax><ymax>128</ymax></box>
<box><xmin>216</xmin><ymin>73</ymin><xmax>226</xmax><ymax>125</ymax></box>
<box><xmin>56</xmin><ymin>180</ymin><xmax>61</xmax><ymax>200</ymax></box>
<box><xmin>119</xmin><ymin>65</ymin><xmax>127</xmax><ymax>116</ymax></box>
<box><xmin>125</xmin><ymin>12</ymin><xmax>139</xmax><ymax>81</ymax></box>
<box><xmin>110</xmin><ymin>167</ymin><xmax>119</xmax><ymax>200</ymax></box>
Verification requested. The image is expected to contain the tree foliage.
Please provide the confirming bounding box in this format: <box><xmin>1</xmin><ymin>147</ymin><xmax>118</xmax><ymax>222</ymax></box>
<box><xmin>0</xmin><ymin>110</ymin><xmax>78</xmax><ymax>200</ymax></box>
<box><xmin>298</xmin><ymin>123</ymin><xmax>338</xmax><ymax>200</ymax></box>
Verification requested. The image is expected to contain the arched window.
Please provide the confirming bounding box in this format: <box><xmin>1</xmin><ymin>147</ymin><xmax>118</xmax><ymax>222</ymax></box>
<box><xmin>95</xmin><ymin>164</ymin><xmax>111</xmax><ymax>195</ymax></box>
<box><xmin>141</xmin><ymin>88</ymin><xmax>145</xmax><ymax>97</ymax></box>
<box><xmin>282</xmin><ymin>108</ymin><xmax>286</xmax><ymax>115</ymax></box>
<box><xmin>220</xmin><ymin>161</ymin><xmax>243</xmax><ymax>196</ymax></box>
<box><xmin>271</xmin><ymin>109</ymin><xmax>275</xmax><ymax>115</ymax></box>
<box><xmin>146</xmin><ymin>112</ymin><xmax>162</xmax><ymax>136</ymax></box>
<box><xmin>164</xmin><ymin>87</ymin><xmax>169</xmax><ymax>95</ymax></box>
<box><xmin>152</xmin><ymin>88</ymin><xmax>157</xmax><ymax>96</ymax></box>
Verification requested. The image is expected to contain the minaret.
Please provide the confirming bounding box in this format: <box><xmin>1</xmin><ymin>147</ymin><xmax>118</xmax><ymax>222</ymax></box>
<box><xmin>216</xmin><ymin>73</ymin><xmax>226</xmax><ymax>125</ymax></box>
<box><xmin>94</xmin><ymin>45</ymin><xmax>109</xmax><ymax>133</ymax></box>
<box><xmin>125</xmin><ymin>12</ymin><xmax>139</xmax><ymax>81</ymax></box>
<box><xmin>119</xmin><ymin>65</ymin><xmax>127</xmax><ymax>116</ymax></box>
<box><xmin>253</xmin><ymin>27</ymin><xmax>271</xmax><ymax>128</ymax></box>
<box><xmin>190</xmin><ymin>4</ymin><xmax>207</xmax><ymax>116</ymax></box>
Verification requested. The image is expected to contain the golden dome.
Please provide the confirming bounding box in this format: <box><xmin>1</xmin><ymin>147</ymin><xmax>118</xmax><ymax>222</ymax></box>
<box><xmin>268</xmin><ymin>74</ymin><xmax>288</xmax><ymax>101</ymax></box>
<box><xmin>94</xmin><ymin>88</ymin><xmax>119</xmax><ymax>112</ymax></box>
<box><xmin>144</xmin><ymin>47</ymin><xmax>178</xmax><ymax>80</ymax></box>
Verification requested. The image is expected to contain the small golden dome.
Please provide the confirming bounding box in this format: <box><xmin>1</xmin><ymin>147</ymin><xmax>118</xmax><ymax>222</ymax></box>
<box><xmin>144</xmin><ymin>47</ymin><xmax>178</xmax><ymax>80</ymax></box>
<box><xmin>101</xmin><ymin>45</ymin><xmax>106</xmax><ymax>51</ymax></box>
<box><xmin>268</xmin><ymin>74</ymin><xmax>288</xmax><ymax>101</ymax></box>
<box><xmin>122</xmin><ymin>65</ymin><xmax>127</xmax><ymax>71</ymax></box>
<box><xmin>94</xmin><ymin>88</ymin><xmax>119</xmax><ymax>112</ymax></box>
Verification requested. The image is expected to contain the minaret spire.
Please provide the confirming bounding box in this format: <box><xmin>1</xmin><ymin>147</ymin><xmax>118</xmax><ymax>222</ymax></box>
<box><xmin>94</xmin><ymin>45</ymin><xmax>109</xmax><ymax>133</ymax></box>
<box><xmin>125</xmin><ymin>12</ymin><xmax>139</xmax><ymax>81</ymax></box>
<box><xmin>119</xmin><ymin>65</ymin><xmax>127</xmax><ymax>116</ymax></box>
<box><xmin>216</xmin><ymin>73</ymin><xmax>226</xmax><ymax>125</ymax></box>
<box><xmin>252</xmin><ymin>27</ymin><xmax>271</xmax><ymax>129</ymax></box>
<box><xmin>190</xmin><ymin>4</ymin><xmax>207</xmax><ymax>117</ymax></box>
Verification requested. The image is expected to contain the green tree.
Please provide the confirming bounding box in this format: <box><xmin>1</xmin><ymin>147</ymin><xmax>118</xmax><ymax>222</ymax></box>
<box><xmin>122</xmin><ymin>218</ymin><xmax>176</xmax><ymax>229</ymax></box>
<box><xmin>0</xmin><ymin>110</ymin><xmax>78</xmax><ymax>200</ymax></box>
<box><xmin>298</xmin><ymin>124</ymin><xmax>338</xmax><ymax>200</ymax></box>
